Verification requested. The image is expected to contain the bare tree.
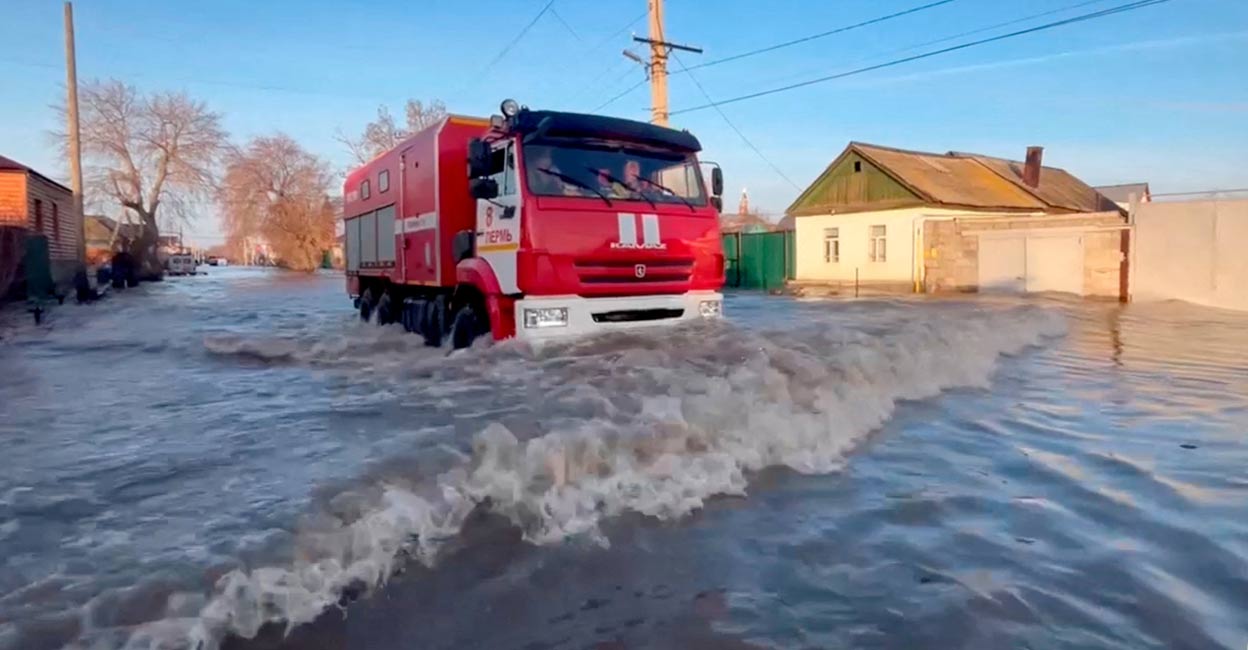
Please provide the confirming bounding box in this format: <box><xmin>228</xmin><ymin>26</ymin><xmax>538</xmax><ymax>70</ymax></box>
<box><xmin>336</xmin><ymin>99</ymin><xmax>448</xmax><ymax>165</ymax></box>
<box><xmin>220</xmin><ymin>134</ymin><xmax>337</xmax><ymax>272</ymax></box>
<box><xmin>57</xmin><ymin>79</ymin><xmax>226</xmax><ymax>276</ymax></box>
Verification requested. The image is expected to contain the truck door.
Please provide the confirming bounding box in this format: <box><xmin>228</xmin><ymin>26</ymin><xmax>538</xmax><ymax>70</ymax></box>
<box><xmin>475</xmin><ymin>141</ymin><xmax>522</xmax><ymax>293</ymax></box>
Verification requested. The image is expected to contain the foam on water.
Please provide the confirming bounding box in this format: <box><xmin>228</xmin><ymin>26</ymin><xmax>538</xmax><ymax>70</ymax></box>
<box><xmin>155</xmin><ymin>305</ymin><xmax>1064</xmax><ymax>649</ymax></box>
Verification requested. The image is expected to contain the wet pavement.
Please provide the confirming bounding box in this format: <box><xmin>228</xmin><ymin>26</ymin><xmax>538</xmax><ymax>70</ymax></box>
<box><xmin>1</xmin><ymin>268</ymin><xmax>1245</xmax><ymax>650</ymax></box>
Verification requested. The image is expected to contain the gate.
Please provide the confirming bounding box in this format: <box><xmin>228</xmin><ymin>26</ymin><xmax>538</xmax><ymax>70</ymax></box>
<box><xmin>722</xmin><ymin>231</ymin><xmax>794</xmax><ymax>290</ymax></box>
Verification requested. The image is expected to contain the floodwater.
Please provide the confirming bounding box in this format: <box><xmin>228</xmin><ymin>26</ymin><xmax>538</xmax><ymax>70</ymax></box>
<box><xmin>0</xmin><ymin>268</ymin><xmax>1246</xmax><ymax>650</ymax></box>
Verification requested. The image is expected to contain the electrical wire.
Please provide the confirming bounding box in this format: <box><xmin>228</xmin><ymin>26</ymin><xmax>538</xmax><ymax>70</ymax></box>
<box><xmin>593</xmin><ymin>78</ymin><xmax>648</xmax><ymax>112</ymax></box>
<box><xmin>475</xmin><ymin>0</ymin><xmax>556</xmax><ymax>80</ymax></box>
<box><xmin>672</xmin><ymin>53</ymin><xmax>802</xmax><ymax>192</ymax></box>
<box><xmin>671</xmin><ymin>0</ymin><xmax>1172</xmax><ymax>116</ymax></box>
<box><xmin>676</xmin><ymin>0</ymin><xmax>960</xmax><ymax>74</ymax></box>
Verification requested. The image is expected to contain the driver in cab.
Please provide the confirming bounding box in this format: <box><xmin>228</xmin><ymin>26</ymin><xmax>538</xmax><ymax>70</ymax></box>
<box><xmin>528</xmin><ymin>150</ymin><xmax>581</xmax><ymax>197</ymax></box>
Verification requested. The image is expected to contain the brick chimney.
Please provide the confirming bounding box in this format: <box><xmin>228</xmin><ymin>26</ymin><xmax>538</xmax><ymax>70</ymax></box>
<box><xmin>1023</xmin><ymin>146</ymin><xmax>1044</xmax><ymax>188</ymax></box>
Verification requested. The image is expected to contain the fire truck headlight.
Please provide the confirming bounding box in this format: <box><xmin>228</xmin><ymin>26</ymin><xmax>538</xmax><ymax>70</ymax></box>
<box><xmin>698</xmin><ymin>300</ymin><xmax>722</xmax><ymax>318</ymax></box>
<box><xmin>524</xmin><ymin>307</ymin><xmax>568</xmax><ymax>328</ymax></box>
<box><xmin>500</xmin><ymin>99</ymin><xmax>521</xmax><ymax>118</ymax></box>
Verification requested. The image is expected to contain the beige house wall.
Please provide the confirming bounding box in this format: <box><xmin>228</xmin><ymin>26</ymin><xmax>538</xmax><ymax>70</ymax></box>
<box><xmin>793</xmin><ymin>206</ymin><xmax>1040</xmax><ymax>288</ymax></box>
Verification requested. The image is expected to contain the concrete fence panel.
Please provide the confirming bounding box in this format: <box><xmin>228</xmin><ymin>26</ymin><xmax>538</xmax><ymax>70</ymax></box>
<box><xmin>1133</xmin><ymin>199</ymin><xmax>1248</xmax><ymax>311</ymax></box>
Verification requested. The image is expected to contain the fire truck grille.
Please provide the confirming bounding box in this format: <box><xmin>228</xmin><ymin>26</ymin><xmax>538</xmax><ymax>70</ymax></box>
<box><xmin>575</xmin><ymin>258</ymin><xmax>694</xmax><ymax>285</ymax></box>
<box><xmin>591</xmin><ymin>308</ymin><xmax>685</xmax><ymax>323</ymax></box>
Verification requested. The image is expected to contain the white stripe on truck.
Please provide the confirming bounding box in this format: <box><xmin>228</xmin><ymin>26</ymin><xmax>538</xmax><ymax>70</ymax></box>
<box><xmin>403</xmin><ymin>212</ymin><xmax>437</xmax><ymax>233</ymax></box>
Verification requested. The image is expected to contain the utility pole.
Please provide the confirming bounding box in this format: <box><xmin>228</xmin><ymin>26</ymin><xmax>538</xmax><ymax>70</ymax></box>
<box><xmin>630</xmin><ymin>0</ymin><xmax>700</xmax><ymax>126</ymax></box>
<box><xmin>64</xmin><ymin>1</ymin><xmax>85</xmax><ymax>265</ymax></box>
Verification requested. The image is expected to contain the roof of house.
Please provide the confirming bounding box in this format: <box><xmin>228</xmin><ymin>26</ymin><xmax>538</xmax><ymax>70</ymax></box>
<box><xmin>1093</xmin><ymin>182</ymin><xmax>1151</xmax><ymax>203</ymax></box>
<box><xmin>84</xmin><ymin>214</ymin><xmax>142</xmax><ymax>246</ymax></box>
<box><xmin>719</xmin><ymin>212</ymin><xmax>774</xmax><ymax>233</ymax></box>
<box><xmin>788</xmin><ymin>142</ymin><xmax>1121</xmax><ymax>216</ymax></box>
<box><xmin>0</xmin><ymin>154</ymin><xmax>73</xmax><ymax>194</ymax></box>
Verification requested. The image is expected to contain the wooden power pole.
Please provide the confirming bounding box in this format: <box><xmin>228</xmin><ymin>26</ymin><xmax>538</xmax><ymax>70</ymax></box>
<box><xmin>64</xmin><ymin>1</ymin><xmax>85</xmax><ymax>264</ymax></box>
<box><xmin>632</xmin><ymin>0</ymin><xmax>700</xmax><ymax>126</ymax></box>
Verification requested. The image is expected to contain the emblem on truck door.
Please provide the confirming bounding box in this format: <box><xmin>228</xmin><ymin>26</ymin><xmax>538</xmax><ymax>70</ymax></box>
<box><xmin>611</xmin><ymin>213</ymin><xmax>666</xmax><ymax>250</ymax></box>
<box><xmin>635</xmin><ymin>264</ymin><xmax>647</xmax><ymax>279</ymax></box>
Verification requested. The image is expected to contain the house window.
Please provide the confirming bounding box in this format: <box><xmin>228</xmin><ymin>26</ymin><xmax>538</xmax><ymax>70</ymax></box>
<box><xmin>52</xmin><ymin>202</ymin><xmax>60</xmax><ymax>241</ymax></box>
<box><xmin>853</xmin><ymin>160</ymin><xmax>862</xmax><ymax>173</ymax></box>
<box><xmin>34</xmin><ymin>199</ymin><xmax>43</xmax><ymax>233</ymax></box>
<box><xmin>361</xmin><ymin>179</ymin><xmax>371</xmax><ymax>200</ymax></box>
<box><xmin>869</xmin><ymin>225</ymin><xmax>887</xmax><ymax>262</ymax></box>
<box><xmin>378</xmin><ymin>170</ymin><xmax>390</xmax><ymax>193</ymax></box>
<box><xmin>823</xmin><ymin>227</ymin><xmax>839</xmax><ymax>263</ymax></box>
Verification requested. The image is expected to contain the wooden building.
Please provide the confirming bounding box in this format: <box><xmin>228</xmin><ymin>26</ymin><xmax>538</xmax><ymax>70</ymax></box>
<box><xmin>0</xmin><ymin>155</ymin><xmax>82</xmax><ymax>285</ymax></box>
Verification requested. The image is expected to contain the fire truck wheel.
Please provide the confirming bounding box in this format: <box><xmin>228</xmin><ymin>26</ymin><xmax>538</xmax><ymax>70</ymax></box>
<box><xmin>422</xmin><ymin>299</ymin><xmax>446</xmax><ymax>347</ymax></box>
<box><xmin>359</xmin><ymin>288</ymin><xmax>375</xmax><ymax>322</ymax></box>
<box><xmin>376</xmin><ymin>292</ymin><xmax>394</xmax><ymax>326</ymax></box>
<box><xmin>450</xmin><ymin>304</ymin><xmax>482</xmax><ymax>350</ymax></box>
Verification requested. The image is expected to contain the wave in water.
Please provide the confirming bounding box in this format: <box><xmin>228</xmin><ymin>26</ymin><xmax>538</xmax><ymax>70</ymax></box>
<box><xmin>135</xmin><ymin>305</ymin><xmax>1067</xmax><ymax>649</ymax></box>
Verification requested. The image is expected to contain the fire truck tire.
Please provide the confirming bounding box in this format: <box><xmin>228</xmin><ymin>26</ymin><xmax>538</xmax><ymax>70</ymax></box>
<box><xmin>376</xmin><ymin>292</ymin><xmax>394</xmax><ymax>326</ymax></box>
<box><xmin>450</xmin><ymin>304</ymin><xmax>482</xmax><ymax>350</ymax></box>
<box><xmin>359</xmin><ymin>288</ymin><xmax>375</xmax><ymax>322</ymax></box>
<box><xmin>400</xmin><ymin>298</ymin><xmax>414</xmax><ymax>332</ymax></box>
<box><xmin>422</xmin><ymin>299</ymin><xmax>445</xmax><ymax>347</ymax></box>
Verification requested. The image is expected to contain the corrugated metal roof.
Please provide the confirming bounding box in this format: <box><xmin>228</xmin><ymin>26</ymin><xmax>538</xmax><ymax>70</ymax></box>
<box><xmin>967</xmin><ymin>154</ymin><xmax>1120</xmax><ymax>213</ymax></box>
<box><xmin>791</xmin><ymin>142</ymin><xmax>1123</xmax><ymax>216</ymax></box>
<box><xmin>854</xmin><ymin>143</ymin><xmax>1047</xmax><ymax>211</ymax></box>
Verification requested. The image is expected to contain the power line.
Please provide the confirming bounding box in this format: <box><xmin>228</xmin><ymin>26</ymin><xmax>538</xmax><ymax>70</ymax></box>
<box><xmin>732</xmin><ymin>0</ymin><xmax>1122</xmax><ymax>99</ymax></box>
<box><xmin>671</xmin><ymin>0</ymin><xmax>1172</xmax><ymax>116</ymax></box>
<box><xmin>677</xmin><ymin>0</ymin><xmax>960</xmax><ymax>74</ymax></box>
<box><xmin>476</xmin><ymin>0</ymin><xmax>556</xmax><ymax>80</ymax></box>
<box><xmin>672</xmin><ymin>53</ymin><xmax>802</xmax><ymax>192</ymax></box>
<box><xmin>593</xmin><ymin>77</ymin><xmax>647</xmax><ymax>112</ymax></box>
<box><xmin>588</xmin><ymin>10</ymin><xmax>647</xmax><ymax>52</ymax></box>
<box><xmin>549</xmin><ymin>7</ymin><xmax>583</xmax><ymax>43</ymax></box>
<box><xmin>885</xmin><ymin>0</ymin><xmax>1117</xmax><ymax>57</ymax></box>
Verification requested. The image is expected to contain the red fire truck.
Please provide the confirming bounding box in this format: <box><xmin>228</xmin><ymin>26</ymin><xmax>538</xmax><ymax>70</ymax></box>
<box><xmin>342</xmin><ymin>99</ymin><xmax>725</xmax><ymax>348</ymax></box>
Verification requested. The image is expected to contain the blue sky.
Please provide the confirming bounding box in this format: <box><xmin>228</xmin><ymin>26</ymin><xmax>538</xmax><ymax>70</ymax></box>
<box><xmin>2</xmin><ymin>0</ymin><xmax>1246</xmax><ymax>245</ymax></box>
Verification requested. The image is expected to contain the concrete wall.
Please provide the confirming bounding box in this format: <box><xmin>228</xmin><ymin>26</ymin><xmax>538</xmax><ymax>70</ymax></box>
<box><xmin>1133</xmin><ymin>199</ymin><xmax>1248</xmax><ymax>311</ymax></box>
<box><xmin>793</xmin><ymin>206</ymin><xmax>1036</xmax><ymax>286</ymax></box>
<box><xmin>924</xmin><ymin>212</ymin><xmax>1127</xmax><ymax>298</ymax></box>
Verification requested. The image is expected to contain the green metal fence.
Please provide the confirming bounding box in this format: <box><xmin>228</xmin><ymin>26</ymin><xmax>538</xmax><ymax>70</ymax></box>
<box><xmin>722</xmin><ymin>230</ymin><xmax>794</xmax><ymax>290</ymax></box>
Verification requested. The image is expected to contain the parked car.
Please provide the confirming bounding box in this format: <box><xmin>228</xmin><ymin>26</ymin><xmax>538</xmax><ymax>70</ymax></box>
<box><xmin>167</xmin><ymin>254</ymin><xmax>197</xmax><ymax>276</ymax></box>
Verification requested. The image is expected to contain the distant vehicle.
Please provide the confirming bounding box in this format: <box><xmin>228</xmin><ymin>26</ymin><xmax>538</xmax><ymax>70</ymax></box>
<box><xmin>206</xmin><ymin>257</ymin><xmax>228</xmax><ymax>267</ymax></box>
<box><xmin>166</xmin><ymin>254</ymin><xmax>197</xmax><ymax>276</ymax></box>
<box><xmin>343</xmin><ymin>98</ymin><xmax>726</xmax><ymax>348</ymax></box>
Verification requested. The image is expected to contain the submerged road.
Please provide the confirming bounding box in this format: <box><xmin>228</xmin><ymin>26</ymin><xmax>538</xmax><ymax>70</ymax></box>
<box><xmin>1</xmin><ymin>268</ymin><xmax>1246</xmax><ymax>650</ymax></box>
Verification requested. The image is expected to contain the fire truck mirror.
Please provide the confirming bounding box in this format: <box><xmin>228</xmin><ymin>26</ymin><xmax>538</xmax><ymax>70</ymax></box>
<box><xmin>470</xmin><ymin>177</ymin><xmax>499</xmax><ymax>200</ymax></box>
<box><xmin>467</xmin><ymin>139</ymin><xmax>492</xmax><ymax>178</ymax></box>
<box><xmin>711</xmin><ymin>166</ymin><xmax>724</xmax><ymax>197</ymax></box>
<box><xmin>710</xmin><ymin>196</ymin><xmax>723</xmax><ymax>212</ymax></box>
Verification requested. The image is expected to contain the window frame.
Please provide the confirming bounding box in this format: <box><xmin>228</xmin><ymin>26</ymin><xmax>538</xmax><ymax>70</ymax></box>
<box><xmin>869</xmin><ymin>224</ymin><xmax>887</xmax><ymax>263</ymax></box>
<box><xmin>52</xmin><ymin>202</ymin><xmax>60</xmax><ymax>240</ymax></box>
<box><xmin>823</xmin><ymin>227</ymin><xmax>840</xmax><ymax>263</ymax></box>
<box><xmin>378</xmin><ymin>170</ymin><xmax>390</xmax><ymax>194</ymax></box>
<box><xmin>34</xmin><ymin>199</ymin><xmax>44</xmax><ymax>233</ymax></box>
<box><xmin>361</xmin><ymin>179</ymin><xmax>371</xmax><ymax>200</ymax></box>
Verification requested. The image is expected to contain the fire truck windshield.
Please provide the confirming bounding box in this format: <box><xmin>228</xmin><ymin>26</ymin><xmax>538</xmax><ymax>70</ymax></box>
<box><xmin>524</xmin><ymin>143</ymin><xmax>706</xmax><ymax>207</ymax></box>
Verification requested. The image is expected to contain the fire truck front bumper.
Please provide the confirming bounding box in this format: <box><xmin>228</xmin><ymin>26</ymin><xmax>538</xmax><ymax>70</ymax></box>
<box><xmin>513</xmin><ymin>291</ymin><xmax>723</xmax><ymax>341</ymax></box>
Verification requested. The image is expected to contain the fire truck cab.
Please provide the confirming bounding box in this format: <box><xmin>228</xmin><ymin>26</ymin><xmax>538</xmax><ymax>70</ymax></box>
<box><xmin>343</xmin><ymin>99</ymin><xmax>725</xmax><ymax>348</ymax></box>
